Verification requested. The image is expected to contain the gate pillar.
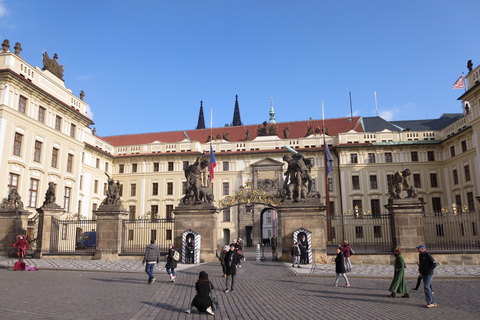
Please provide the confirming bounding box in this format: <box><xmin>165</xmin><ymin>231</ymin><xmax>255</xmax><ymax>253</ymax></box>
<box><xmin>173</xmin><ymin>204</ymin><xmax>218</xmax><ymax>263</ymax></box>
<box><xmin>0</xmin><ymin>208</ymin><xmax>31</xmax><ymax>256</ymax></box>
<box><xmin>93</xmin><ymin>205</ymin><xmax>129</xmax><ymax>261</ymax></box>
<box><xmin>34</xmin><ymin>205</ymin><xmax>63</xmax><ymax>258</ymax></box>
<box><xmin>278</xmin><ymin>201</ymin><xmax>328</xmax><ymax>263</ymax></box>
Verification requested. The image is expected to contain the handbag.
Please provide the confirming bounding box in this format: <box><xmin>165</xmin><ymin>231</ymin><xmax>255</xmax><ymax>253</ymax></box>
<box><xmin>349</xmin><ymin>247</ymin><xmax>355</xmax><ymax>255</ymax></box>
<box><xmin>209</xmin><ymin>282</ymin><xmax>219</xmax><ymax>311</ymax></box>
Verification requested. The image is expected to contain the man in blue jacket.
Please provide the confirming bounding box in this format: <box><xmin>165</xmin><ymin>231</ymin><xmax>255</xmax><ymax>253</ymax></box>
<box><xmin>416</xmin><ymin>244</ymin><xmax>437</xmax><ymax>308</ymax></box>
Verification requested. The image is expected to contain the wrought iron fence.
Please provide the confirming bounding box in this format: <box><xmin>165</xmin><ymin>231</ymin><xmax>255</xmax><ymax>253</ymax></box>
<box><xmin>325</xmin><ymin>214</ymin><xmax>393</xmax><ymax>254</ymax></box>
<box><xmin>423</xmin><ymin>211</ymin><xmax>480</xmax><ymax>251</ymax></box>
<box><xmin>26</xmin><ymin>212</ymin><xmax>39</xmax><ymax>255</ymax></box>
<box><xmin>50</xmin><ymin>218</ymin><xmax>97</xmax><ymax>254</ymax></box>
<box><xmin>121</xmin><ymin>219</ymin><xmax>175</xmax><ymax>254</ymax></box>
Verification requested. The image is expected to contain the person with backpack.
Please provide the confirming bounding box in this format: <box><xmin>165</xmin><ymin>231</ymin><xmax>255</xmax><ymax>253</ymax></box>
<box><xmin>339</xmin><ymin>240</ymin><xmax>353</xmax><ymax>272</ymax></box>
<box><xmin>142</xmin><ymin>239</ymin><xmax>160</xmax><ymax>284</ymax></box>
<box><xmin>165</xmin><ymin>243</ymin><xmax>178</xmax><ymax>283</ymax></box>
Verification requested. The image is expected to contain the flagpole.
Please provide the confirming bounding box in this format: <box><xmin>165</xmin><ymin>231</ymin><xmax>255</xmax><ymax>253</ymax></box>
<box><xmin>323</xmin><ymin>101</ymin><xmax>332</xmax><ymax>243</ymax></box>
<box><xmin>210</xmin><ymin>109</ymin><xmax>213</xmax><ymax>188</ymax></box>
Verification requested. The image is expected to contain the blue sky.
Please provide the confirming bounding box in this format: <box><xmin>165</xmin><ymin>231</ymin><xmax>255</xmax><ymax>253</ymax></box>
<box><xmin>1</xmin><ymin>1</ymin><xmax>478</xmax><ymax>137</ymax></box>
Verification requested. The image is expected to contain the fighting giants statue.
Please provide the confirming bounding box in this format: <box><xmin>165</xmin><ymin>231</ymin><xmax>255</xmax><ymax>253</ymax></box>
<box><xmin>389</xmin><ymin>169</ymin><xmax>417</xmax><ymax>200</ymax></box>
<box><xmin>101</xmin><ymin>172</ymin><xmax>121</xmax><ymax>206</ymax></box>
<box><xmin>281</xmin><ymin>151</ymin><xmax>318</xmax><ymax>202</ymax></box>
<box><xmin>0</xmin><ymin>187</ymin><xmax>24</xmax><ymax>209</ymax></box>
<box><xmin>182</xmin><ymin>153</ymin><xmax>214</xmax><ymax>205</ymax></box>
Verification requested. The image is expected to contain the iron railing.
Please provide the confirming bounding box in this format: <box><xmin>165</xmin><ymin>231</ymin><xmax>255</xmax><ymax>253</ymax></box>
<box><xmin>325</xmin><ymin>214</ymin><xmax>393</xmax><ymax>254</ymax></box>
<box><xmin>423</xmin><ymin>211</ymin><xmax>480</xmax><ymax>251</ymax></box>
<box><xmin>121</xmin><ymin>219</ymin><xmax>175</xmax><ymax>254</ymax></box>
<box><xmin>50</xmin><ymin>218</ymin><xmax>97</xmax><ymax>254</ymax></box>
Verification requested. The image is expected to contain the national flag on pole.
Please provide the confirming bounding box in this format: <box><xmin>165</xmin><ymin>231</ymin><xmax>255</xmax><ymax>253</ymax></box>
<box><xmin>324</xmin><ymin>138</ymin><xmax>333</xmax><ymax>177</ymax></box>
<box><xmin>209</xmin><ymin>144</ymin><xmax>216</xmax><ymax>181</ymax></box>
<box><xmin>452</xmin><ymin>75</ymin><xmax>465</xmax><ymax>89</ymax></box>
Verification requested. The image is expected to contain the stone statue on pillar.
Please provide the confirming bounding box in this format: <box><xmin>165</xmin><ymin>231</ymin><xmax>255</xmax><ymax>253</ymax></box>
<box><xmin>181</xmin><ymin>153</ymin><xmax>214</xmax><ymax>205</ymax></box>
<box><xmin>0</xmin><ymin>188</ymin><xmax>24</xmax><ymax>209</ymax></box>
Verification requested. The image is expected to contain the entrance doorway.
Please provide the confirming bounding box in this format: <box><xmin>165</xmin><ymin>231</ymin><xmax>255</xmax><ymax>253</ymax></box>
<box><xmin>261</xmin><ymin>208</ymin><xmax>278</xmax><ymax>246</ymax></box>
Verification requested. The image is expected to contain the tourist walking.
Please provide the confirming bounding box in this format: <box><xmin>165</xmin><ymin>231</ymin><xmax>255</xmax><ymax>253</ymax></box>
<box><xmin>388</xmin><ymin>247</ymin><xmax>409</xmax><ymax>298</ymax></box>
<box><xmin>184</xmin><ymin>271</ymin><xmax>215</xmax><ymax>315</ymax></box>
<box><xmin>339</xmin><ymin>240</ymin><xmax>352</xmax><ymax>272</ymax></box>
<box><xmin>224</xmin><ymin>243</ymin><xmax>240</xmax><ymax>293</ymax></box>
<box><xmin>291</xmin><ymin>241</ymin><xmax>301</xmax><ymax>268</ymax></box>
<box><xmin>142</xmin><ymin>239</ymin><xmax>160</xmax><ymax>284</ymax></box>
<box><xmin>416</xmin><ymin>244</ymin><xmax>437</xmax><ymax>307</ymax></box>
<box><xmin>216</xmin><ymin>245</ymin><xmax>228</xmax><ymax>277</ymax></box>
<box><xmin>333</xmin><ymin>247</ymin><xmax>350</xmax><ymax>287</ymax></box>
<box><xmin>165</xmin><ymin>243</ymin><xmax>178</xmax><ymax>283</ymax></box>
<box><xmin>271</xmin><ymin>236</ymin><xmax>278</xmax><ymax>261</ymax></box>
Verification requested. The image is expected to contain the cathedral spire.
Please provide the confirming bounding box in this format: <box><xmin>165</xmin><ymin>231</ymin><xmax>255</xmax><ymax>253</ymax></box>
<box><xmin>269</xmin><ymin>98</ymin><xmax>276</xmax><ymax>124</ymax></box>
<box><xmin>231</xmin><ymin>94</ymin><xmax>243</xmax><ymax>126</ymax></box>
<box><xmin>196</xmin><ymin>100</ymin><xmax>206</xmax><ymax>130</ymax></box>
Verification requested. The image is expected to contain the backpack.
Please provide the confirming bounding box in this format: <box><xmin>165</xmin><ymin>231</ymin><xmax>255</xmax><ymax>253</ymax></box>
<box><xmin>173</xmin><ymin>250</ymin><xmax>180</xmax><ymax>261</ymax></box>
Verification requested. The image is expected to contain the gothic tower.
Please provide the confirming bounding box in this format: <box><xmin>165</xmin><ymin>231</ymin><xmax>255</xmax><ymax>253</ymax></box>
<box><xmin>231</xmin><ymin>95</ymin><xmax>243</xmax><ymax>126</ymax></box>
<box><xmin>196</xmin><ymin>100</ymin><xmax>206</xmax><ymax>130</ymax></box>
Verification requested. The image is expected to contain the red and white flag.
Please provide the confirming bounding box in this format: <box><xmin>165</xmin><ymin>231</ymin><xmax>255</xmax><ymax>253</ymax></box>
<box><xmin>452</xmin><ymin>75</ymin><xmax>465</xmax><ymax>89</ymax></box>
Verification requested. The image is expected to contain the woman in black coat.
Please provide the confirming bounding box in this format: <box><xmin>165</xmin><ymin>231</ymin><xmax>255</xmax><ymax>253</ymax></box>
<box><xmin>165</xmin><ymin>244</ymin><xmax>177</xmax><ymax>282</ymax></box>
<box><xmin>333</xmin><ymin>247</ymin><xmax>350</xmax><ymax>287</ymax></box>
<box><xmin>185</xmin><ymin>271</ymin><xmax>215</xmax><ymax>315</ymax></box>
<box><xmin>223</xmin><ymin>243</ymin><xmax>240</xmax><ymax>293</ymax></box>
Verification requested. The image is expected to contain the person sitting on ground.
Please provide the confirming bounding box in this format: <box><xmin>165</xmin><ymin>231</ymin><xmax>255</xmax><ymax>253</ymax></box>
<box><xmin>185</xmin><ymin>271</ymin><xmax>215</xmax><ymax>315</ymax></box>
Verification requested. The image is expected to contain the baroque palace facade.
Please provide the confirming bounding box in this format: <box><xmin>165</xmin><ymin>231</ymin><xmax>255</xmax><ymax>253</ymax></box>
<box><xmin>1</xmin><ymin>41</ymin><xmax>479</xmax><ymax>247</ymax></box>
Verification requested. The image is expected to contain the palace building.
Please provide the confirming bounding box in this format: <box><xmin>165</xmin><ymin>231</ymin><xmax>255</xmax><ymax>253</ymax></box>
<box><xmin>1</xmin><ymin>40</ymin><xmax>479</xmax><ymax>249</ymax></box>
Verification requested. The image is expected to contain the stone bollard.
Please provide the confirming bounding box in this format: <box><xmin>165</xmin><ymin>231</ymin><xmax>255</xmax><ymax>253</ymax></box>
<box><xmin>256</xmin><ymin>243</ymin><xmax>261</xmax><ymax>261</ymax></box>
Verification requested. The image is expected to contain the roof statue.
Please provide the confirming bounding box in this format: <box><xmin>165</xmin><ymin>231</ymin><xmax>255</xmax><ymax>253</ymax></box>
<box><xmin>196</xmin><ymin>100</ymin><xmax>206</xmax><ymax>130</ymax></box>
<box><xmin>2</xmin><ymin>39</ymin><xmax>10</xmax><ymax>52</ymax></box>
<box><xmin>80</xmin><ymin>90</ymin><xmax>85</xmax><ymax>101</ymax></box>
<box><xmin>467</xmin><ymin>60</ymin><xmax>473</xmax><ymax>73</ymax></box>
<box><xmin>42</xmin><ymin>51</ymin><xmax>64</xmax><ymax>80</ymax></box>
<box><xmin>283</xmin><ymin>126</ymin><xmax>290</xmax><ymax>139</ymax></box>
<box><xmin>14</xmin><ymin>42</ymin><xmax>22</xmax><ymax>55</ymax></box>
<box><xmin>257</xmin><ymin>121</ymin><xmax>277</xmax><ymax>136</ymax></box>
<box><xmin>231</xmin><ymin>95</ymin><xmax>243</xmax><ymax>126</ymax></box>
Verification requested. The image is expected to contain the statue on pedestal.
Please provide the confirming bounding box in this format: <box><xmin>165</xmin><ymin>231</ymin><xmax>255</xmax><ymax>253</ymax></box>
<box><xmin>101</xmin><ymin>172</ymin><xmax>121</xmax><ymax>206</ymax></box>
<box><xmin>182</xmin><ymin>153</ymin><xmax>214</xmax><ymax>205</ymax></box>
<box><xmin>389</xmin><ymin>169</ymin><xmax>417</xmax><ymax>200</ymax></box>
<box><xmin>0</xmin><ymin>187</ymin><xmax>24</xmax><ymax>209</ymax></box>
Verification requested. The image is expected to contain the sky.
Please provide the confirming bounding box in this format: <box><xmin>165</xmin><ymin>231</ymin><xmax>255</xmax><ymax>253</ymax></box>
<box><xmin>1</xmin><ymin>0</ymin><xmax>479</xmax><ymax>137</ymax></box>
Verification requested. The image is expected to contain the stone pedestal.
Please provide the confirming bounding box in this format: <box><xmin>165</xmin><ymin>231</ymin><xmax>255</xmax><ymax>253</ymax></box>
<box><xmin>385</xmin><ymin>198</ymin><xmax>425</xmax><ymax>261</ymax></box>
<box><xmin>0</xmin><ymin>208</ymin><xmax>31</xmax><ymax>256</ymax></box>
<box><xmin>34</xmin><ymin>205</ymin><xmax>63</xmax><ymax>258</ymax></box>
<box><xmin>93</xmin><ymin>204</ymin><xmax>129</xmax><ymax>261</ymax></box>
<box><xmin>278</xmin><ymin>201</ymin><xmax>328</xmax><ymax>263</ymax></box>
<box><xmin>173</xmin><ymin>203</ymin><xmax>218</xmax><ymax>263</ymax></box>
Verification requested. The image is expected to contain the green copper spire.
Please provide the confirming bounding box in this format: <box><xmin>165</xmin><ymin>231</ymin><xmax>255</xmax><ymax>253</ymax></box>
<box><xmin>269</xmin><ymin>98</ymin><xmax>276</xmax><ymax>124</ymax></box>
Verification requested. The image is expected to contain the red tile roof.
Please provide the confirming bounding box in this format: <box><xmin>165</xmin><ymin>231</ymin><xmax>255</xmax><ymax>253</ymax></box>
<box><xmin>101</xmin><ymin>117</ymin><xmax>363</xmax><ymax>146</ymax></box>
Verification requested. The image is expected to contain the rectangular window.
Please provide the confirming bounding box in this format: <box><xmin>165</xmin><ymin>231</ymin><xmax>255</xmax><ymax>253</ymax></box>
<box><xmin>432</xmin><ymin>197</ymin><xmax>442</xmax><ymax>213</ymax></box>
<box><xmin>455</xmin><ymin>195</ymin><xmax>462</xmax><ymax>209</ymax></box>
<box><xmin>355</xmin><ymin>226</ymin><xmax>364</xmax><ymax>238</ymax></box>
<box><xmin>369</xmin><ymin>175</ymin><xmax>377</xmax><ymax>189</ymax></box>
<box><xmin>28</xmin><ymin>178</ymin><xmax>39</xmax><ymax>207</ymax></box>
<box><xmin>167</xmin><ymin>182</ymin><xmax>173</xmax><ymax>195</ymax></box>
<box><xmin>182</xmin><ymin>181</ymin><xmax>187</xmax><ymax>195</ymax></box>
<box><xmin>352</xmin><ymin>176</ymin><xmax>360</xmax><ymax>189</ymax></box>
<box><xmin>129</xmin><ymin>205</ymin><xmax>136</xmax><ymax>221</ymax></box>
<box><xmin>350</xmin><ymin>154</ymin><xmax>358</xmax><ymax>164</ymax></box>
<box><xmin>166</xmin><ymin>205</ymin><xmax>173</xmax><ymax>220</ymax></box>
<box><xmin>311</xmin><ymin>178</ymin><xmax>316</xmax><ymax>192</ymax></box>
<box><xmin>92</xmin><ymin>203</ymin><xmax>98</xmax><ymax>211</ymax></box>
<box><xmin>67</xmin><ymin>154</ymin><xmax>74</xmax><ymax>173</ymax></box>
<box><xmin>152</xmin><ymin>182</ymin><xmax>159</xmax><ymax>196</ymax></box>
<box><xmin>467</xmin><ymin>192</ymin><xmax>475</xmax><ymax>212</ymax></box>
<box><xmin>461</xmin><ymin>140</ymin><xmax>467</xmax><ymax>152</ymax></box>
<box><xmin>367</xmin><ymin>153</ymin><xmax>375</xmax><ymax>163</ymax></box>
<box><xmin>223</xmin><ymin>208</ymin><xmax>230</xmax><ymax>222</ymax></box>
<box><xmin>223</xmin><ymin>162</ymin><xmax>230</xmax><ymax>171</ymax></box>
<box><xmin>151</xmin><ymin>205</ymin><xmax>158</xmax><ymax>219</ymax></box>
<box><xmin>183</xmin><ymin>161</ymin><xmax>189</xmax><ymax>170</ymax></box>
<box><xmin>18</xmin><ymin>95</ymin><xmax>27</xmax><ymax>113</ymax></box>
<box><xmin>464</xmin><ymin>165</ymin><xmax>471</xmax><ymax>181</ymax></box>
<box><xmin>13</xmin><ymin>132</ymin><xmax>23</xmax><ymax>156</ymax></box>
<box><xmin>328</xmin><ymin>177</ymin><xmax>333</xmax><ymax>191</ymax></box>
<box><xmin>411</xmin><ymin>151</ymin><xmax>418</xmax><ymax>162</ymax></box>
<box><xmin>166</xmin><ymin>229</ymin><xmax>172</xmax><ymax>240</ymax></box>
<box><xmin>453</xmin><ymin>169</ymin><xmax>458</xmax><ymax>185</ymax></box>
<box><xmin>385</xmin><ymin>152</ymin><xmax>392</xmax><ymax>163</ymax></box>
<box><xmin>168</xmin><ymin>162</ymin><xmax>174</xmax><ymax>171</ymax></box>
<box><xmin>103</xmin><ymin>182</ymin><xmax>107</xmax><ymax>196</ymax></box>
<box><xmin>430</xmin><ymin>173</ymin><xmax>438</xmax><ymax>188</ymax></box>
<box><xmin>55</xmin><ymin>115</ymin><xmax>62</xmax><ymax>131</ymax></box>
<box><xmin>371</xmin><ymin>199</ymin><xmax>381</xmax><ymax>216</ymax></box>
<box><xmin>96</xmin><ymin>158</ymin><xmax>100</xmax><ymax>169</ymax></box>
<box><xmin>79</xmin><ymin>175</ymin><xmax>83</xmax><ymax>190</ymax></box>
<box><xmin>128</xmin><ymin>230</ymin><xmax>134</xmax><ymax>241</ymax></box>
<box><xmin>64</xmin><ymin>187</ymin><xmax>71</xmax><ymax>212</ymax></box>
<box><xmin>473</xmin><ymin>222</ymin><xmax>478</xmax><ymax>236</ymax></box>
<box><xmin>51</xmin><ymin>148</ymin><xmax>58</xmax><ymax>168</ymax></box>
<box><xmin>413</xmin><ymin>174</ymin><xmax>421</xmax><ymax>188</ymax></box>
<box><xmin>119</xmin><ymin>164</ymin><xmax>124</xmax><ymax>173</ymax></box>
<box><xmin>8</xmin><ymin>173</ymin><xmax>19</xmax><ymax>193</ymax></box>
<box><xmin>38</xmin><ymin>106</ymin><xmax>46</xmax><ymax>123</ymax></box>
<box><xmin>353</xmin><ymin>199</ymin><xmax>362</xmax><ymax>213</ymax></box>
<box><xmin>436</xmin><ymin>224</ymin><xmax>444</xmax><ymax>237</ymax></box>
<box><xmin>130</xmin><ymin>183</ymin><xmax>136</xmax><ymax>196</ymax></box>
<box><xmin>373</xmin><ymin>226</ymin><xmax>382</xmax><ymax>238</ymax></box>
<box><xmin>94</xmin><ymin>180</ymin><xmax>99</xmax><ymax>194</ymax></box>
<box><xmin>105</xmin><ymin>162</ymin><xmax>109</xmax><ymax>173</ymax></box>
<box><xmin>70</xmin><ymin>124</ymin><xmax>76</xmax><ymax>138</ymax></box>
<box><xmin>153</xmin><ymin>162</ymin><xmax>159</xmax><ymax>172</ymax></box>
<box><xmin>450</xmin><ymin>146</ymin><xmax>455</xmax><ymax>157</ymax></box>
<box><xmin>427</xmin><ymin>151</ymin><xmax>435</xmax><ymax>161</ymax></box>
<box><xmin>119</xmin><ymin>184</ymin><xmax>123</xmax><ymax>197</ymax></box>
<box><xmin>132</xmin><ymin>163</ymin><xmax>137</xmax><ymax>173</ymax></box>
<box><xmin>61</xmin><ymin>224</ymin><xmax>68</xmax><ymax>240</ymax></box>
<box><xmin>223</xmin><ymin>182</ymin><xmax>229</xmax><ymax>195</ymax></box>
<box><xmin>329</xmin><ymin>201</ymin><xmax>335</xmax><ymax>216</ymax></box>
<box><xmin>34</xmin><ymin>140</ymin><xmax>42</xmax><ymax>162</ymax></box>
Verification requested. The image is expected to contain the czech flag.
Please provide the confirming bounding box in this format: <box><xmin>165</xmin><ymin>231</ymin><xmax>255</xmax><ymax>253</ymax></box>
<box><xmin>210</xmin><ymin>144</ymin><xmax>216</xmax><ymax>181</ymax></box>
